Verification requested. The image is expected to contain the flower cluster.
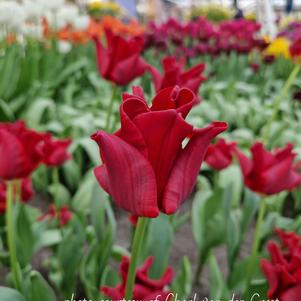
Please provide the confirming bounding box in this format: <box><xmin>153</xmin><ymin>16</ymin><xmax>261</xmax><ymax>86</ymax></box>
<box><xmin>261</xmin><ymin>229</ymin><xmax>301</xmax><ymax>301</ymax></box>
<box><xmin>144</xmin><ymin>17</ymin><xmax>266</xmax><ymax>58</ymax></box>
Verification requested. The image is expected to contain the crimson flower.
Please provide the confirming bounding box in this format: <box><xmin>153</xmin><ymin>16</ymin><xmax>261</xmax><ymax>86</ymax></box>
<box><xmin>101</xmin><ymin>256</ymin><xmax>173</xmax><ymax>301</ymax></box>
<box><xmin>38</xmin><ymin>204</ymin><xmax>72</xmax><ymax>226</ymax></box>
<box><xmin>148</xmin><ymin>56</ymin><xmax>206</xmax><ymax>96</ymax></box>
<box><xmin>261</xmin><ymin>229</ymin><xmax>301</xmax><ymax>301</ymax></box>
<box><xmin>92</xmin><ymin>86</ymin><xmax>227</xmax><ymax>217</ymax></box>
<box><xmin>0</xmin><ymin>178</ymin><xmax>34</xmax><ymax>214</ymax></box>
<box><xmin>290</xmin><ymin>37</ymin><xmax>301</xmax><ymax>62</ymax></box>
<box><xmin>93</xmin><ymin>28</ymin><xmax>148</xmax><ymax>86</ymax></box>
<box><xmin>0</xmin><ymin>121</ymin><xmax>46</xmax><ymax>180</ymax></box>
<box><xmin>235</xmin><ymin>142</ymin><xmax>301</xmax><ymax>195</ymax></box>
<box><xmin>38</xmin><ymin>135</ymin><xmax>72</xmax><ymax>167</ymax></box>
<box><xmin>205</xmin><ymin>138</ymin><xmax>236</xmax><ymax>170</ymax></box>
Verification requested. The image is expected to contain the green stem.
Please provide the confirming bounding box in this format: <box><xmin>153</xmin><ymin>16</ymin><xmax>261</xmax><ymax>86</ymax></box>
<box><xmin>244</xmin><ymin>198</ymin><xmax>266</xmax><ymax>295</ymax></box>
<box><xmin>105</xmin><ymin>84</ymin><xmax>117</xmax><ymax>132</ymax></box>
<box><xmin>194</xmin><ymin>250</ymin><xmax>208</xmax><ymax>285</ymax></box>
<box><xmin>52</xmin><ymin>167</ymin><xmax>60</xmax><ymax>207</ymax></box>
<box><xmin>262</xmin><ymin>64</ymin><xmax>300</xmax><ymax>142</ymax></box>
<box><xmin>125</xmin><ymin>217</ymin><xmax>148</xmax><ymax>301</ymax></box>
<box><xmin>6</xmin><ymin>181</ymin><xmax>22</xmax><ymax>291</ymax></box>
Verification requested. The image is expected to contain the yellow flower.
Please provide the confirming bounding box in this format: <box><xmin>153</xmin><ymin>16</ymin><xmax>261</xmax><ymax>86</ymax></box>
<box><xmin>264</xmin><ymin>37</ymin><xmax>291</xmax><ymax>59</ymax></box>
<box><xmin>88</xmin><ymin>0</ymin><xmax>120</xmax><ymax>12</ymax></box>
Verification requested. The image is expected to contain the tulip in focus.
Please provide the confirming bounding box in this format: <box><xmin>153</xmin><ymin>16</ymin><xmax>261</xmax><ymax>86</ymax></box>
<box><xmin>92</xmin><ymin>86</ymin><xmax>227</xmax><ymax>217</ymax></box>
<box><xmin>261</xmin><ymin>229</ymin><xmax>301</xmax><ymax>301</ymax></box>
<box><xmin>101</xmin><ymin>256</ymin><xmax>173</xmax><ymax>301</ymax></box>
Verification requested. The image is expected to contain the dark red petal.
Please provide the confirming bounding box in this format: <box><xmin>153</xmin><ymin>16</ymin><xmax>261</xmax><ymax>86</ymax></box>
<box><xmin>162</xmin><ymin>121</ymin><xmax>227</xmax><ymax>214</ymax></box>
<box><xmin>94</xmin><ymin>166</ymin><xmax>111</xmax><ymax>195</ymax></box>
<box><xmin>91</xmin><ymin>131</ymin><xmax>159</xmax><ymax>217</ymax></box>
<box><xmin>111</xmin><ymin>55</ymin><xmax>147</xmax><ymax>86</ymax></box>
<box><xmin>0</xmin><ymin>129</ymin><xmax>29</xmax><ymax>180</ymax></box>
<box><xmin>93</xmin><ymin>36</ymin><xmax>110</xmax><ymax>79</ymax></box>
<box><xmin>133</xmin><ymin>110</ymin><xmax>193</xmax><ymax>202</ymax></box>
<box><xmin>151</xmin><ymin>86</ymin><xmax>196</xmax><ymax>118</ymax></box>
<box><xmin>148</xmin><ymin>65</ymin><xmax>163</xmax><ymax>92</ymax></box>
<box><xmin>234</xmin><ymin>147</ymin><xmax>253</xmax><ymax>177</ymax></box>
<box><xmin>261</xmin><ymin>259</ymin><xmax>280</xmax><ymax>298</ymax></box>
<box><xmin>21</xmin><ymin>178</ymin><xmax>34</xmax><ymax>202</ymax></box>
<box><xmin>262</xmin><ymin>156</ymin><xmax>301</xmax><ymax>194</ymax></box>
<box><xmin>282</xmin><ymin>284</ymin><xmax>301</xmax><ymax>301</ymax></box>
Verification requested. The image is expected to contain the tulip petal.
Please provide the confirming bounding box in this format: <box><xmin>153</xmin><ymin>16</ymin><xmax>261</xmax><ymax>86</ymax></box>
<box><xmin>282</xmin><ymin>284</ymin><xmax>301</xmax><ymax>301</ymax></box>
<box><xmin>151</xmin><ymin>86</ymin><xmax>196</xmax><ymax>118</ymax></box>
<box><xmin>261</xmin><ymin>260</ymin><xmax>280</xmax><ymax>298</ymax></box>
<box><xmin>262</xmin><ymin>155</ymin><xmax>301</xmax><ymax>194</ymax></box>
<box><xmin>0</xmin><ymin>129</ymin><xmax>29</xmax><ymax>180</ymax></box>
<box><xmin>93</xmin><ymin>36</ymin><xmax>110</xmax><ymax>78</ymax></box>
<box><xmin>133</xmin><ymin>110</ymin><xmax>193</xmax><ymax>201</ymax></box>
<box><xmin>91</xmin><ymin>131</ymin><xmax>159</xmax><ymax>217</ymax></box>
<box><xmin>162</xmin><ymin>122</ymin><xmax>227</xmax><ymax>214</ymax></box>
<box><xmin>111</xmin><ymin>55</ymin><xmax>147</xmax><ymax>86</ymax></box>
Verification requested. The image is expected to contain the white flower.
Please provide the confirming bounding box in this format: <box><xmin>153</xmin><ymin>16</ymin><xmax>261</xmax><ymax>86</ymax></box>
<box><xmin>23</xmin><ymin>0</ymin><xmax>44</xmax><ymax>21</ymax></box>
<box><xmin>58</xmin><ymin>41</ymin><xmax>72</xmax><ymax>53</ymax></box>
<box><xmin>72</xmin><ymin>15</ymin><xmax>90</xmax><ymax>31</ymax></box>
<box><xmin>37</xmin><ymin>0</ymin><xmax>65</xmax><ymax>11</ymax></box>
<box><xmin>0</xmin><ymin>1</ymin><xmax>26</xmax><ymax>31</ymax></box>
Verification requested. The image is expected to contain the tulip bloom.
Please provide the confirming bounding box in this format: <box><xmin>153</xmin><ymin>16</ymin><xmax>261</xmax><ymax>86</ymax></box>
<box><xmin>92</xmin><ymin>86</ymin><xmax>227</xmax><ymax>217</ymax></box>
<box><xmin>289</xmin><ymin>37</ymin><xmax>301</xmax><ymax>62</ymax></box>
<box><xmin>93</xmin><ymin>28</ymin><xmax>148</xmax><ymax>86</ymax></box>
<box><xmin>38</xmin><ymin>135</ymin><xmax>72</xmax><ymax>167</ymax></box>
<box><xmin>0</xmin><ymin>121</ymin><xmax>46</xmax><ymax>180</ymax></box>
<box><xmin>0</xmin><ymin>178</ymin><xmax>34</xmax><ymax>214</ymax></box>
<box><xmin>235</xmin><ymin>142</ymin><xmax>301</xmax><ymax>195</ymax></box>
<box><xmin>148</xmin><ymin>56</ymin><xmax>206</xmax><ymax>95</ymax></box>
<box><xmin>261</xmin><ymin>229</ymin><xmax>301</xmax><ymax>301</ymax></box>
<box><xmin>205</xmin><ymin>138</ymin><xmax>236</xmax><ymax>170</ymax></box>
<box><xmin>101</xmin><ymin>256</ymin><xmax>173</xmax><ymax>301</ymax></box>
<box><xmin>38</xmin><ymin>204</ymin><xmax>72</xmax><ymax>226</ymax></box>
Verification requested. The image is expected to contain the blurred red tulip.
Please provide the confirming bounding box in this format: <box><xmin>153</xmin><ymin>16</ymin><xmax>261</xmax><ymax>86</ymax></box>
<box><xmin>261</xmin><ymin>229</ymin><xmax>301</xmax><ymax>301</ymax></box>
<box><xmin>290</xmin><ymin>37</ymin><xmax>301</xmax><ymax>62</ymax></box>
<box><xmin>101</xmin><ymin>256</ymin><xmax>173</xmax><ymax>301</ymax></box>
<box><xmin>38</xmin><ymin>135</ymin><xmax>72</xmax><ymax>167</ymax></box>
<box><xmin>38</xmin><ymin>204</ymin><xmax>72</xmax><ymax>226</ymax></box>
<box><xmin>92</xmin><ymin>86</ymin><xmax>227</xmax><ymax>217</ymax></box>
<box><xmin>149</xmin><ymin>56</ymin><xmax>206</xmax><ymax>97</ymax></box>
<box><xmin>205</xmin><ymin>138</ymin><xmax>236</xmax><ymax>170</ymax></box>
<box><xmin>0</xmin><ymin>121</ymin><xmax>46</xmax><ymax>180</ymax></box>
<box><xmin>93</xmin><ymin>28</ymin><xmax>148</xmax><ymax>86</ymax></box>
<box><xmin>235</xmin><ymin>142</ymin><xmax>301</xmax><ymax>195</ymax></box>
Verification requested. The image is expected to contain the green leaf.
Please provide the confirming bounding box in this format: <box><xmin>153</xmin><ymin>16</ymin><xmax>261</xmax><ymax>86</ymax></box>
<box><xmin>15</xmin><ymin>204</ymin><xmax>35</xmax><ymax>267</ymax></box>
<box><xmin>171</xmin><ymin>257</ymin><xmax>192</xmax><ymax>300</ymax></box>
<box><xmin>0</xmin><ymin>99</ymin><xmax>14</xmax><ymax>121</ymax></box>
<box><xmin>0</xmin><ymin>287</ymin><xmax>26</xmax><ymax>301</ymax></box>
<box><xmin>29</xmin><ymin>271</ymin><xmax>56</xmax><ymax>301</ymax></box>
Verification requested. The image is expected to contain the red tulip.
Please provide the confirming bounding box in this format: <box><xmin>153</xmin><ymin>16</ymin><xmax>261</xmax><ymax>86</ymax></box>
<box><xmin>38</xmin><ymin>135</ymin><xmax>72</xmax><ymax>167</ymax></box>
<box><xmin>38</xmin><ymin>204</ymin><xmax>72</xmax><ymax>226</ymax></box>
<box><xmin>148</xmin><ymin>56</ymin><xmax>206</xmax><ymax>96</ymax></box>
<box><xmin>205</xmin><ymin>138</ymin><xmax>236</xmax><ymax>170</ymax></box>
<box><xmin>0</xmin><ymin>178</ymin><xmax>34</xmax><ymax>214</ymax></box>
<box><xmin>0</xmin><ymin>121</ymin><xmax>46</xmax><ymax>180</ymax></box>
<box><xmin>235</xmin><ymin>142</ymin><xmax>301</xmax><ymax>195</ymax></box>
<box><xmin>92</xmin><ymin>86</ymin><xmax>227</xmax><ymax>217</ymax></box>
<box><xmin>93</xmin><ymin>28</ymin><xmax>148</xmax><ymax>86</ymax></box>
<box><xmin>290</xmin><ymin>37</ymin><xmax>301</xmax><ymax>62</ymax></box>
<box><xmin>261</xmin><ymin>229</ymin><xmax>301</xmax><ymax>301</ymax></box>
<box><xmin>101</xmin><ymin>256</ymin><xmax>173</xmax><ymax>301</ymax></box>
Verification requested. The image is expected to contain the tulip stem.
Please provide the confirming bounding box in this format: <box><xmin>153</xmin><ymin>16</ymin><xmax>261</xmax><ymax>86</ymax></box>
<box><xmin>105</xmin><ymin>84</ymin><xmax>118</xmax><ymax>132</ymax></box>
<box><xmin>262</xmin><ymin>64</ymin><xmax>300</xmax><ymax>142</ymax></box>
<box><xmin>52</xmin><ymin>167</ymin><xmax>60</xmax><ymax>207</ymax></box>
<box><xmin>125</xmin><ymin>217</ymin><xmax>148</xmax><ymax>301</ymax></box>
<box><xmin>6</xmin><ymin>181</ymin><xmax>22</xmax><ymax>291</ymax></box>
<box><xmin>244</xmin><ymin>197</ymin><xmax>266</xmax><ymax>296</ymax></box>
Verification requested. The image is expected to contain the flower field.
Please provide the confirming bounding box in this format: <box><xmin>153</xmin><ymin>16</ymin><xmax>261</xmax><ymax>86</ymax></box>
<box><xmin>0</xmin><ymin>1</ymin><xmax>301</xmax><ymax>301</ymax></box>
